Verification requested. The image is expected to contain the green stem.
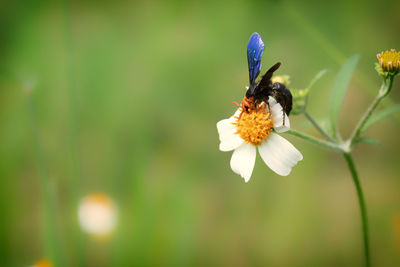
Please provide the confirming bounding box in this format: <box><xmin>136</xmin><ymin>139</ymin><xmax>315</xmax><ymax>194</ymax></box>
<box><xmin>285</xmin><ymin>129</ymin><xmax>343</xmax><ymax>152</ymax></box>
<box><xmin>343</xmin><ymin>153</ymin><xmax>370</xmax><ymax>267</ymax></box>
<box><xmin>349</xmin><ymin>76</ymin><xmax>394</xmax><ymax>145</ymax></box>
<box><xmin>27</xmin><ymin>92</ymin><xmax>61</xmax><ymax>266</ymax></box>
<box><xmin>303</xmin><ymin>110</ymin><xmax>336</xmax><ymax>142</ymax></box>
<box><xmin>62</xmin><ymin>1</ymin><xmax>86</xmax><ymax>265</ymax></box>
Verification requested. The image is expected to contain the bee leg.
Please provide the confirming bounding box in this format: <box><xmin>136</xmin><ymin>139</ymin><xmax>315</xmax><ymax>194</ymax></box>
<box><xmin>238</xmin><ymin>109</ymin><xmax>245</xmax><ymax>120</ymax></box>
<box><xmin>282</xmin><ymin>110</ymin><xmax>286</xmax><ymax>126</ymax></box>
<box><xmin>263</xmin><ymin>102</ymin><xmax>272</xmax><ymax>121</ymax></box>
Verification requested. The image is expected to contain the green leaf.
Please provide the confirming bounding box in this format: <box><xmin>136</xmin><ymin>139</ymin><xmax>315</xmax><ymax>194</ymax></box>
<box><xmin>361</xmin><ymin>104</ymin><xmax>400</xmax><ymax>132</ymax></box>
<box><xmin>306</xmin><ymin>69</ymin><xmax>328</xmax><ymax>90</ymax></box>
<box><xmin>319</xmin><ymin>117</ymin><xmax>332</xmax><ymax>134</ymax></box>
<box><xmin>329</xmin><ymin>55</ymin><xmax>360</xmax><ymax>138</ymax></box>
<box><xmin>353</xmin><ymin>136</ymin><xmax>381</xmax><ymax>146</ymax></box>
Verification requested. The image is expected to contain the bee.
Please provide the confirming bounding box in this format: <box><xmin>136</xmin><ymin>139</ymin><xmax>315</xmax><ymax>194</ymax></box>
<box><xmin>237</xmin><ymin>32</ymin><xmax>292</xmax><ymax>125</ymax></box>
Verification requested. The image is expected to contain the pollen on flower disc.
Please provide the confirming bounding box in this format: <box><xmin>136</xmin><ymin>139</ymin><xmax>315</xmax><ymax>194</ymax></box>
<box><xmin>234</xmin><ymin>103</ymin><xmax>273</xmax><ymax>146</ymax></box>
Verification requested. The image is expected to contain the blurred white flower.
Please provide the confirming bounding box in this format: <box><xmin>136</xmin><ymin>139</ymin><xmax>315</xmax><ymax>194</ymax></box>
<box><xmin>78</xmin><ymin>193</ymin><xmax>118</xmax><ymax>238</ymax></box>
<box><xmin>217</xmin><ymin>97</ymin><xmax>303</xmax><ymax>182</ymax></box>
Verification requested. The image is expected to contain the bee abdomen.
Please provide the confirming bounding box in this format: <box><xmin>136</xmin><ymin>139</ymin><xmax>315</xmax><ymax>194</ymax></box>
<box><xmin>271</xmin><ymin>82</ymin><xmax>292</xmax><ymax>116</ymax></box>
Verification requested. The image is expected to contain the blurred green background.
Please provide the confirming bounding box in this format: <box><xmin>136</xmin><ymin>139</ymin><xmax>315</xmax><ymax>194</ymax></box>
<box><xmin>1</xmin><ymin>0</ymin><xmax>399</xmax><ymax>266</ymax></box>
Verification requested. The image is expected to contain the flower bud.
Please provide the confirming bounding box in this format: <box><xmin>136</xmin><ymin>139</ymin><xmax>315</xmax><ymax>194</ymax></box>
<box><xmin>272</xmin><ymin>75</ymin><xmax>291</xmax><ymax>87</ymax></box>
<box><xmin>376</xmin><ymin>49</ymin><xmax>400</xmax><ymax>76</ymax></box>
<box><xmin>290</xmin><ymin>88</ymin><xmax>309</xmax><ymax>115</ymax></box>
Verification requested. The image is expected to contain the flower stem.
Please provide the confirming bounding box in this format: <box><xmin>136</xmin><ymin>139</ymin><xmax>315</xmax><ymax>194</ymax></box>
<box><xmin>343</xmin><ymin>153</ymin><xmax>370</xmax><ymax>267</ymax></box>
<box><xmin>303</xmin><ymin>110</ymin><xmax>336</xmax><ymax>142</ymax></box>
<box><xmin>349</xmin><ymin>76</ymin><xmax>394</xmax><ymax>145</ymax></box>
<box><xmin>27</xmin><ymin>92</ymin><xmax>61</xmax><ymax>267</ymax></box>
<box><xmin>285</xmin><ymin>129</ymin><xmax>343</xmax><ymax>152</ymax></box>
<box><xmin>62</xmin><ymin>1</ymin><xmax>86</xmax><ymax>265</ymax></box>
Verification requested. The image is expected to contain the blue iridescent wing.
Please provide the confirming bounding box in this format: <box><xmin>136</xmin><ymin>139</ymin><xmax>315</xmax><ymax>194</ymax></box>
<box><xmin>247</xmin><ymin>32</ymin><xmax>265</xmax><ymax>85</ymax></box>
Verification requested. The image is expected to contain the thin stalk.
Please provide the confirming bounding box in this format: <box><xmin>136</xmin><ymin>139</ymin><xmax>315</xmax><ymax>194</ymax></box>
<box><xmin>349</xmin><ymin>76</ymin><xmax>394</xmax><ymax>145</ymax></box>
<box><xmin>27</xmin><ymin>92</ymin><xmax>61</xmax><ymax>266</ymax></box>
<box><xmin>62</xmin><ymin>1</ymin><xmax>86</xmax><ymax>265</ymax></box>
<box><xmin>303</xmin><ymin>110</ymin><xmax>336</xmax><ymax>142</ymax></box>
<box><xmin>343</xmin><ymin>153</ymin><xmax>370</xmax><ymax>267</ymax></box>
<box><xmin>285</xmin><ymin>129</ymin><xmax>343</xmax><ymax>152</ymax></box>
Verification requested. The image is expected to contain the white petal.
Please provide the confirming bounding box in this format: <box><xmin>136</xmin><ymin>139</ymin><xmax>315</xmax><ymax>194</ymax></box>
<box><xmin>230</xmin><ymin>143</ymin><xmax>256</xmax><ymax>182</ymax></box>
<box><xmin>219</xmin><ymin>132</ymin><xmax>244</xmax><ymax>151</ymax></box>
<box><xmin>268</xmin><ymin>97</ymin><xmax>290</xmax><ymax>133</ymax></box>
<box><xmin>258</xmin><ymin>133</ymin><xmax>303</xmax><ymax>176</ymax></box>
<box><xmin>217</xmin><ymin>110</ymin><xmax>244</xmax><ymax>151</ymax></box>
<box><xmin>216</xmin><ymin>109</ymin><xmax>241</xmax><ymax>136</ymax></box>
<box><xmin>268</xmin><ymin>96</ymin><xmax>278</xmax><ymax>106</ymax></box>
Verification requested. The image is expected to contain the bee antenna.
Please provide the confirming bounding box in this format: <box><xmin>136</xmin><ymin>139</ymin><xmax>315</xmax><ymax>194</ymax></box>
<box><xmin>231</xmin><ymin>101</ymin><xmax>240</xmax><ymax>107</ymax></box>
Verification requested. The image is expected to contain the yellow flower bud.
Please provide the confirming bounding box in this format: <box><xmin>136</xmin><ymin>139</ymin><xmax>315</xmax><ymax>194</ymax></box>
<box><xmin>271</xmin><ymin>75</ymin><xmax>291</xmax><ymax>87</ymax></box>
<box><xmin>376</xmin><ymin>49</ymin><xmax>400</xmax><ymax>76</ymax></box>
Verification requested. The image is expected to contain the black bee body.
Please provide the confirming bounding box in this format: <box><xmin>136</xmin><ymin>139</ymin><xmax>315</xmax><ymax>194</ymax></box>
<box><xmin>269</xmin><ymin>82</ymin><xmax>293</xmax><ymax>116</ymax></box>
<box><xmin>243</xmin><ymin>33</ymin><xmax>292</xmax><ymax>124</ymax></box>
<box><xmin>245</xmin><ymin>62</ymin><xmax>293</xmax><ymax>118</ymax></box>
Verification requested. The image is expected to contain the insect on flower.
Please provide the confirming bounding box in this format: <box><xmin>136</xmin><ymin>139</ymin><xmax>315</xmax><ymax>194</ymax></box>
<box><xmin>217</xmin><ymin>32</ymin><xmax>302</xmax><ymax>182</ymax></box>
<box><xmin>234</xmin><ymin>32</ymin><xmax>293</xmax><ymax>125</ymax></box>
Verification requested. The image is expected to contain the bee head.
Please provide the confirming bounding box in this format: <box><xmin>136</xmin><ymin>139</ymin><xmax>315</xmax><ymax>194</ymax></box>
<box><xmin>241</xmin><ymin>97</ymin><xmax>254</xmax><ymax>113</ymax></box>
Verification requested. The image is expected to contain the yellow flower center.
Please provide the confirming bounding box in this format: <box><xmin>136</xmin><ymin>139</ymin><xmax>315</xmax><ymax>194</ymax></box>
<box><xmin>234</xmin><ymin>103</ymin><xmax>274</xmax><ymax>146</ymax></box>
<box><xmin>377</xmin><ymin>49</ymin><xmax>400</xmax><ymax>71</ymax></box>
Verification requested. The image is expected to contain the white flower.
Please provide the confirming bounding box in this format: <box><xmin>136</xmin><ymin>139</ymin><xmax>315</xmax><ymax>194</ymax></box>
<box><xmin>78</xmin><ymin>193</ymin><xmax>118</xmax><ymax>238</ymax></box>
<box><xmin>217</xmin><ymin>97</ymin><xmax>303</xmax><ymax>182</ymax></box>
